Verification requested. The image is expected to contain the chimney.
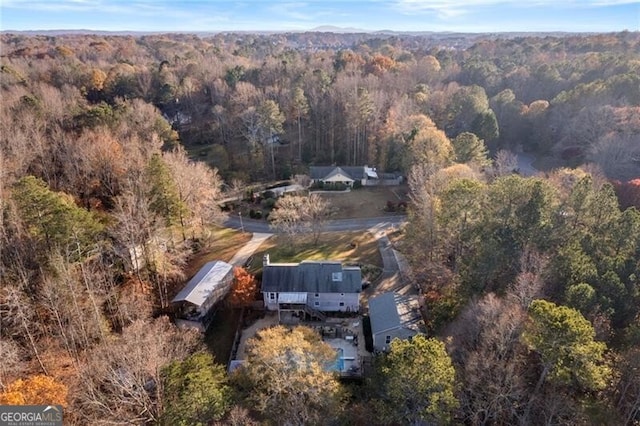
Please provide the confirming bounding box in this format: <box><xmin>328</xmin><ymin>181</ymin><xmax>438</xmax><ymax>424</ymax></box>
<box><xmin>263</xmin><ymin>253</ymin><xmax>270</xmax><ymax>267</ymax></box>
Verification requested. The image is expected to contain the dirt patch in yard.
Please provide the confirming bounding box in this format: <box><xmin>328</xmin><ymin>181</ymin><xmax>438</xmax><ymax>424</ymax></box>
<box><xmin>318</xmin><ymin>186</ymin><xmax>409</xmax><ymax>219</ymax></box>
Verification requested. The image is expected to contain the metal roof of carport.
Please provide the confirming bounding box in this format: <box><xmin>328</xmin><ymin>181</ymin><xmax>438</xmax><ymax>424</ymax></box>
<box><xmin>171</xmin><ymin>260</ymin><xmax>233</xmax><ymax>307</ymax></box>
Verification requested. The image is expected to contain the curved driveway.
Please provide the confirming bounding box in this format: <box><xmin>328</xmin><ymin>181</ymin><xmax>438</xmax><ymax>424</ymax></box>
<box><xmin>366</xmin><ymin>223</ymin><xmax>416</xmax><ymax>298</ymax></box>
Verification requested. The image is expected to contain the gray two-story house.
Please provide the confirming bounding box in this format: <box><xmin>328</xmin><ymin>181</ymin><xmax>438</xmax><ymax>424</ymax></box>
<box><xmin>261</xmin><ymin>254</ymin><xmax>361</xmax><ymax>322</ymax></box>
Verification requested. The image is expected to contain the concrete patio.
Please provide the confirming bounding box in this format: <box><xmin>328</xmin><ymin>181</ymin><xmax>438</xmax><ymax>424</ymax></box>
<box><xmin>232</xmin><ymin>313</ymin><xmax>370</xmax><ymax>377</ymax></box>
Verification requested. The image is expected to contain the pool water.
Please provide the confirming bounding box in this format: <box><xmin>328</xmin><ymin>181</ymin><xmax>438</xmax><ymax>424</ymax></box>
<box><xmin>332</xmin><ymin>348</ymin><xmax>345</xmax><ymax>372</ymax></box>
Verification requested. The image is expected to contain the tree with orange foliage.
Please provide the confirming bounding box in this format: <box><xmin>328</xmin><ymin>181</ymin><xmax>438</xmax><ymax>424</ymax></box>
<box><xmin>228</xmin><ymin>267</ymin><xmax>257</xmax><ymax>308</ymax></box>
<box><xmin>0</xmin><ymin>375</ymin><xmax>68</xmax><ymax>406</ymax></box>
<box><xmin>365</xmin><ymin>54</ymin><xmax>396</xmax><ymax>77</ymax></box>
<box><xmin>612</xmin><ymin>178</ymin><xmax>640</xmax><ymax>210</ymax></box>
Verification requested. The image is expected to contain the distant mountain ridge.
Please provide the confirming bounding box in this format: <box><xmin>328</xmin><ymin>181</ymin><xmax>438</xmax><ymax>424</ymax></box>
<box><xmin>1</xmin><ymin>27</ymin><xmax>591</xmax><ymax>37</ymax></box>
<box><xmin>309</xmin><ymin>25</ymin><xmax>367</xmax><ymax>33</ymax></box>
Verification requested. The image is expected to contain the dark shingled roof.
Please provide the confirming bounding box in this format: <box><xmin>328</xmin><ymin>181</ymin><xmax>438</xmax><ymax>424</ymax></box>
<box><xmin>309</xmin><ymin>166</ymin><xmax>366</xmax><ymax>181</ymax></box>
<box><xmin>369</xmin><ymin>292</ymin><xmax>424</xmax><ymax>335</ymax></box>
<box><xmin>262</xmin><ymin>261</ymin><xmax>361</xmax><ymax>294</ymax></box>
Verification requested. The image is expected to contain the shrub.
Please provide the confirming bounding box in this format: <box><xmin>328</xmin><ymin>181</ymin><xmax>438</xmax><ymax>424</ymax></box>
<box><xmin>261</xmin><ymin>198</ymin><xmax>276</xmax><ymax>209</ymax></box>
<box><xmin>262</xmin><ymin>190</ymin><xmax>276</xmax><ymax>199</ymax></box>
<box><xmin>386</xmin><ymin>200</ymin><xmax>396</xmax><ymax>212</ymax></box>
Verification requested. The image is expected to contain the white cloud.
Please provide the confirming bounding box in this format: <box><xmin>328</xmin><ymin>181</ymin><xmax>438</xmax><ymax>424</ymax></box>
<box><xmin>266</xmin><ymin>2</ymin><xmax>344</xmax><ymax>23</ymax></box>
<box><xmin>393</xmin><ymin>0</ymin><xmax>639</xmax><ymax>19</ymax></box>
<box><xmin>2</xmin><ymin>0</ymin><xmax>223</xmax><ymax>22</ymax></box>
<box><xmin>3</xmin><ymin>0</ymin><xmax>170</xmax><ymax>15</ymax></box>
<box><xmin>392</xmin><ymin>0</ymin><xmax>504</xmax><ymax>19</ymax></box>
<box><xmin>268</xmin><ymin>2</ymin><xmax>314</xmax><ymax>21</ymax></box>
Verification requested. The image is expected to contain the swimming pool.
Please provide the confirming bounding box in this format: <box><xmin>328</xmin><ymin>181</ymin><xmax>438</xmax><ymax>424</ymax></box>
<box><xmin>332</xmin><ymin>348</ymin><xmax>345</xmax><ymax>372</ymax></box>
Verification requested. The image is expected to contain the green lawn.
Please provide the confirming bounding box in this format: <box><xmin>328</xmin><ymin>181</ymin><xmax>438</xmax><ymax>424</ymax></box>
<box><xmin>319</xmin><ymin>186</ymin><xmax>408</xmax><ymax>219</ymax></box>
<box><xmin>183</xmin><ymin>226</ymin><xmax>252</xmax><ymax>279</ymax></box>
<box><xmin>247</xmin><ymin>231</ymin><xmax>382</xmax><ymax>280</ymax></box>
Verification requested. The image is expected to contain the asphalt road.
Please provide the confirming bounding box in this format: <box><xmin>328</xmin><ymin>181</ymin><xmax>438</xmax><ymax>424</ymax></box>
<box><xmin>223</xmin><ymin>213</ymin><xmax>407</xmax><ymax>233</ymax></box>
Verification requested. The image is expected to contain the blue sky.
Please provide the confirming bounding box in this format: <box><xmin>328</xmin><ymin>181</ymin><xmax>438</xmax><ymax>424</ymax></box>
<box><xmin>1</xmin><ymin>0</ymin><xmax>638</xmax><ymax>33</ymax></box>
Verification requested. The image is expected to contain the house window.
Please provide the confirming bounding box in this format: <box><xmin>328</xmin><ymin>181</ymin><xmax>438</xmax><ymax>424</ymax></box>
<box><xmin>385</xmin><ymin>335</ymin><xmax>391</xmax><ymax>344</ymax></box>
<box><xmin>340</xmin><ymin>293</ymin><xmax>344</xmax><ymax>297</ymax></box>
<box><xmin>314</xmin><ymin>301</ymin><xmax>320</xmax><ymax>307</ymax></box>
<box><xmin>339</xmin><ymin>302</ymin><xmax>345</xmax><ymax>307</ymax></box>
<box><xmin>269</xmin><ymin>293</ymin><xmax>275</xmax><ymax>300</ymax></box>
<box><xmin>314</xmin><ymin>293</ymin><xmax>319</xmax><ymax>298</ymax></box>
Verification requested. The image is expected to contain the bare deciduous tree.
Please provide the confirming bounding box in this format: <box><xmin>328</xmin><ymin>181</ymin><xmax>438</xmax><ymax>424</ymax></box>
<box><xmin>76</xmin><ymin>317</ymin><xmax>200</xmax><ymax>425</ymax></box>
<box><xmin>612</xmin><ymin>347</ymin><xmax>640</xmax><ymax>425</ymax></box>
<box><xmin>0</xmin><ymin>252</ymin><xmax>49</xmax><ymax>376</ymax></box>
<box><xmin>507</xmin><ymin>248</ymin><xmax>547</xmax><ymax>309</ymax></box>
<box><xmin>305</xmin><ymin>193</ymin><xmax>330</xmax><ymax>245</ymax></box>
<box><xmin>0</xmin><ymin>338</ymin><xmax>26</xmax><ymax>391</ymax></box>
<box><xmin>408</xmin><ymin>163</ymin><xmax>441</xmax><ymax>262</ymax></box>
<box><xmin>269</xmin><ymin>193</ymin><xmax>329</xmax><ymax>245</ymax></box>
<box><xmin>492</xmin><ymin>149</ymin><xmax>518</xmax><ymax>177</ymax></box>
<box><xmin>447</xmin><ymin>294</ymin><xmax>528</xmax><ymax>425</ymax></box>
<box><xmin>164</xmin><ymin>147</ymin><xmax>223</xmax><ymax>236</ymax></box>
<box><xmin>234</xmin><ymin>326</ymin><xmax>345</xmax><ymax>425</ymax></box>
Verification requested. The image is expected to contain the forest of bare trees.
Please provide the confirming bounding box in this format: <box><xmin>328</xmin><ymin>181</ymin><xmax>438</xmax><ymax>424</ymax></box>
<box><xmin>1</xmin><ymin>30</ymin><xmax>640</xmax><ymax>424</ymax></box>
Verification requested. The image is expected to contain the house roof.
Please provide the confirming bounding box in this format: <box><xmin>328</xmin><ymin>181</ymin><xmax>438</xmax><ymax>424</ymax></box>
<box><xmin>262</xmin><ymin>261</ymin><xmax>361</xmax><ymax>294</ymax></box>
<box><xmin>323</xmin><ymin>167</ymin><xmax>355</xmax><ymax>183</ymax></box>
<box><xmin>309</xmin><ymin>166</ymin><xmax>367</xmax><ymax>181</ymax></box>
<box><xmin>379</xmin><ymin>172</ymin><xmax>400</xmax><ymax>180</ymax></box>
<box><xmin>364</xmin><ymin>166</ymin><xmax>379</xmax><ymax>179</ymax></box>
<box><xmin>172</xmin><ymin>260</ymin><xmax>233</xmax><ymax>307</ymax></box>
<box><xmin>369</xmin><ymin>292</ymin><xmax>424</xmax><ymax>335</ymax></box>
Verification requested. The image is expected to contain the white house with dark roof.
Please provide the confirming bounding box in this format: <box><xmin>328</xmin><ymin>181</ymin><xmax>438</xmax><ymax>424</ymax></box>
<box><xmin>368</xmin><ymin>292</ymin><xmax>424</xmax><ymax>351</ymax></box>
<box><xmin>310</xmin><ymin>165</ymin><xmax>403</xmax><ymax>187</ymax></box>
<box><xmin>171</xmin><ymin>260</ymin><xmax>234</xmax><ymax>331</ymax></box>
<box><xmin>309</xmin><ymin>166</ymin><xmax>378</xmax><ymax>187</ymax></box>
<box><xmin>261</xmin><ymin>254</ymin><xmax>361</xmax><ymax>321</ymax></box>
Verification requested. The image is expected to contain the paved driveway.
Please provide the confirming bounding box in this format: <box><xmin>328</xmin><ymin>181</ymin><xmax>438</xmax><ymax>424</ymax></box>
<box><xmin>228</xmin><ymin>232</ymin><xmax>273</xmax><ymax>267</ymax></box>
<box><xmin>365</xmin><ymin>223</ymin><xmax>416</xmax><ymax>301</ymax></box>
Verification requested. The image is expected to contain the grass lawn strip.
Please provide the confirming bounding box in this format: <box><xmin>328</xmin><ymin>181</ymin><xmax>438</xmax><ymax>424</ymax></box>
<box><xmin>183</xmin><ymin>227</ymin><xmax>252</xmax><ymax>279</ymax></box>
<box><xmin>247</xmin><ymin>231</ymin><xmax>382</xmax><ymax>279</ymax></box>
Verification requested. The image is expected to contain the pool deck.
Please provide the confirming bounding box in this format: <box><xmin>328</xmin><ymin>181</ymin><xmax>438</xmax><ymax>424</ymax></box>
<box><xmin>325</xmin><ymin>338</ymin><xmax>360</xmax><ymax>375</ymax></box>
<box><xmin>233</xmin><ymin>312</ymin><xmax>369</xmax><ymax>377</ymax></box>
